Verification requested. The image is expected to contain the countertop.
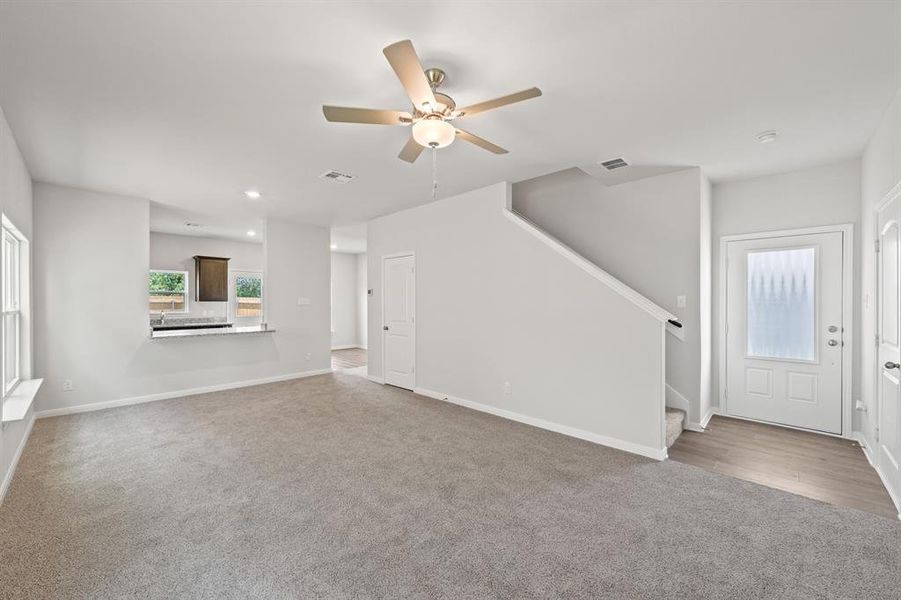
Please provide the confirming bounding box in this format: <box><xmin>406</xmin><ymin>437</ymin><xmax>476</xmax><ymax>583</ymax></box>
<box><xmin>150</xmin><ymin>325</ymin><xmax>275</xmax><ymax>339</ymax></box>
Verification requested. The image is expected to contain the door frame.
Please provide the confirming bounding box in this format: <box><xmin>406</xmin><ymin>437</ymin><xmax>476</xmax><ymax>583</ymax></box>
<box><xmin>381</xmin><ymin>251</ymin><xmax>416</xmax><ymax>388</ymax></box>
<box><xmin>718</xmin><ymin>224</ymin><xmax>854</xmax><ymax>437</ymax></box>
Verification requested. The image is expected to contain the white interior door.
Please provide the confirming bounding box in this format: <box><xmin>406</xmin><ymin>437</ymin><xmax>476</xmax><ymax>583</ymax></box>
<box><xmin>383</xmin><ymin>254</ymin><xmax>415</xmax><ymax>389</ymax></box>
<box><xmin>725</xmin><ymin>231</ymin><xmax>844</xmax><ymax>433</ymax></box>
<box><xmin>877</xmin><ymin>192</ymin><xmax>901</xmax><ymax>504</ymax></box>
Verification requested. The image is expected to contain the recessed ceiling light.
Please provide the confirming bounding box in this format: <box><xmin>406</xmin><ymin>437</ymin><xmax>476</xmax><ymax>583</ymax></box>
<box><xmin>756</xmin><ymin>130</ymin><xmax>779</xmax><ymax>144</ymax></box>
<box><xmin>330</xmin><ymin>244</ymin><xmax>337</xmax><ymax>250</ymax></box>
<box><xmin>246</xmin><ymin>230</ymin><xmax>256</xmax><ymax>237</ymax></box>
<box><xmin>244</xmin><ymin>189</ymin><xmax>261</xmax><ymax>199</ymax></box>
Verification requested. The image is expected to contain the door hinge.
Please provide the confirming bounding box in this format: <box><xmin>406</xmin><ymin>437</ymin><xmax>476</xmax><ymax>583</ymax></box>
<box><xmin>875</xmin><ymin>239</ymin><xmax>881</xmax><ymax>253</ymax></box>
<box><xmin>875</xmin><ymin>426</ymin><xmax>879</xmax><ymax>443</ymax></box>
<box><xmin>876</xmin><ymin>333</ymin><xmax>881</xmax><ymax>346</ymax></box>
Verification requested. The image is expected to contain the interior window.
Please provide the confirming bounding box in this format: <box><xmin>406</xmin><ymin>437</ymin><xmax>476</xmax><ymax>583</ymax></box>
<box><xmin>149</xmin><ymin>270</ymin><xmax>188</xmax><ymax>313</ymax></box>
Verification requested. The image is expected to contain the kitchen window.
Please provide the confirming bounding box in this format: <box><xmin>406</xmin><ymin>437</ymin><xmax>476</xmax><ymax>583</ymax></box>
<box><xmin>149</xmin><ymin>270</ymin><xmax>188</xmax><ymax>313</ymax></box>
<box><xmin>230</xmin><ymin>271</ymin><xmax>263</xmax><ymax>324</ymax></box>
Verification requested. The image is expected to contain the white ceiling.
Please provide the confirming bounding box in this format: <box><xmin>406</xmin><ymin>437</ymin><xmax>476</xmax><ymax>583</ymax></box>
<box><xmin>150</xmin><ymin>202</ymin><xmax>264</xmax><ymax>244</ymax></box>
<box><xmin>1</xmin><ymin>1</ymin><xmax>898</xmax><ymax>230</ymax></box>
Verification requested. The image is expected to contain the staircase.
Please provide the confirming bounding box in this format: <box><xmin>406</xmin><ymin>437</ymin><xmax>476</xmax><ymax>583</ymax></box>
<box><xmin>665</xmin><ymin>408</ymin><xmax>686</xmax><ymax>447</ymax></box>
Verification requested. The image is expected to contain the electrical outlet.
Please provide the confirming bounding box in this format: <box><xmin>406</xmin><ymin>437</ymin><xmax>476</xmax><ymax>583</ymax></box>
<box><xmin>855</xmin><ymin>399</ymin><xmax>867</xmax><ymax>413</ymax></box>
<box><xmin>62</xmin><ymin>380</ymin><xmax>74</xmax><ymax>392</ymax></box>
<box><xmin>676</xmin><ymin>295</ymin><xmax>687</xmax><ymax>308</ymax></box>
<box><xmin>504</xmin><ymin>381</ymin><xmax>512</xmax><ymax>395</ymax></box>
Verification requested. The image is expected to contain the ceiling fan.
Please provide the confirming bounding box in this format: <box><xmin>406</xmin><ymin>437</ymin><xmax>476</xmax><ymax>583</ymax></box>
<box><xmin>322</xmin><ymin>39</ymin><xmax>542</xmax><ymax>163</ymax></box>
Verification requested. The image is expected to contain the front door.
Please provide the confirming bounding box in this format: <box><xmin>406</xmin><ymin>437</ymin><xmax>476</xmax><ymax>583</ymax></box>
<box><xmin>383</xmin><ymin>254</ymin><xmax>415</xmax><ymax>389</ymax></box>
<box><xmin>725</xmin><ymin>231</ymin><xmax>845</xmax><ymax>433</ymax></box>
<box><xmin>877</xmin><ymin>189</ymin><xmax>901</xmax><ymax>504</ymax></box>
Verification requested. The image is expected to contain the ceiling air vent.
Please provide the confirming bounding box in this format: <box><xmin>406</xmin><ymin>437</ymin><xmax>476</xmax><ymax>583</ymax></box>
<box><xmin>599</xmin><ymin>157</ymin><xmax>629</xmax><ymax>171</ymax></box>
<box><xmin>319</xmin><ymin>170</ymin><xmax>355</xmax><ymax>184</ymax></box>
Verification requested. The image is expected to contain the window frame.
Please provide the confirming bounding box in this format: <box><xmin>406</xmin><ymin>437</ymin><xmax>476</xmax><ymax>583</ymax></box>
<box><xmin>2</xmin><ymin>222</ymin><xmax>22</xmax><ymax>398</ymax></box>
<box><xmin>148</xmin><ymin>269</ymin><xmax>190</xmax><ymax>314</ymax></box>
<box><xmin>230</xmin><ymin>270</ymin><xmax>264</xmax><ymax>322</ymax></box>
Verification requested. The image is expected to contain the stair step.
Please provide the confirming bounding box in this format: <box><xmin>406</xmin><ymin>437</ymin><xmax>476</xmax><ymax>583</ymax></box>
<box><xmin>665</xmin><ymin>408</ymin><xmax>686</xmax><ymax>448</ymax></box>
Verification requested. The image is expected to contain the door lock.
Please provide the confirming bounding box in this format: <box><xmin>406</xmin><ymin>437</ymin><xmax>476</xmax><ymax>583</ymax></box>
<box><xmin>827</xmin><ymin>325</ymin><xmax>840</xmax><ymax>333</ymax></box>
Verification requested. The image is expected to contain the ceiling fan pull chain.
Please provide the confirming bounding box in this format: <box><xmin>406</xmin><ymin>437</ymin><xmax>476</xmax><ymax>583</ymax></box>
<box><xmin>432</xmin><ymin>146</ymin><xmax>439</xmax><ymax>201</ymax></box>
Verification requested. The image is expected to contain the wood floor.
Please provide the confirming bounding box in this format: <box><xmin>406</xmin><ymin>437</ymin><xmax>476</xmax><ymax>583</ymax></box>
<box><xmin>669</xmin><ymin>415</ymin><xmax>898</xmax><ymax>519</ymax></box>
<box><xmin>331</xmin><ymin>347</ymin><xmax>367</xmax><ymax>370</ymax></box>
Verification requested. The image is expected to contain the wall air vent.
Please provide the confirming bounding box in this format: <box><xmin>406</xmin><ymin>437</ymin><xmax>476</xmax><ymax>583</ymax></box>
<box><xmin>599</xmin><ymin>157</ymin><xmax>629</xmax><ymax>171</ymax></box>
<box><xmin>319</xmin><ymin>170</ymin><xmax>355</xmax><ymax>184</ymax></box>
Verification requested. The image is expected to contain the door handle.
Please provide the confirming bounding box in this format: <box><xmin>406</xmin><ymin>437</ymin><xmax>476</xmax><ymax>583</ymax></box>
<box><xmin>383</xmin><ymin>326</ymin><xmax>389</xmax><ymax>331</ymax></box>
<box><xmin>885</xmin><ymin>362</ymin><xmax>900</xmax><ymax>370</ymax></box>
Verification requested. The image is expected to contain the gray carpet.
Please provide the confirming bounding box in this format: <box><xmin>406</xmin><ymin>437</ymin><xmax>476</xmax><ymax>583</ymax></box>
<box><xmin>1</xmin><ymin>373</ymin><xmax>899</xmax><ymax>599</ymax></box>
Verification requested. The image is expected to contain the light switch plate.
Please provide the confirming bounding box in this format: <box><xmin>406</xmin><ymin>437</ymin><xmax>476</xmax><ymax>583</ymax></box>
<box><xmin>676</xmin><ymin>295</ymin><xmax>687</xmax><ymax>308</ymax></box>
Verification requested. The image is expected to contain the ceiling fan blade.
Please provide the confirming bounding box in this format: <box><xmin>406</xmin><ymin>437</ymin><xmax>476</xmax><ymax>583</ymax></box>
<box><xmin>322</xmin><ymin>106</ymin><xmax>412</xmax><ymax>125</ymax></box>
<box><xmin>455</xmin><ymin>128</ymin><xmax>508</xmax><ymax>154</ymax></box>
<box><xmin>383</xmin><ymin>40</ymin><xmax>438</xmax><ymax>112</ymax></box>
<box><xmin>455</xmin><ymin>87</ymin><xmax>542</xmax><ymax>118</ymax></box>
<box><xmin>398</xmin><ymin>137</ymin><xmax>425</xmax><ymax>163</ymax></box>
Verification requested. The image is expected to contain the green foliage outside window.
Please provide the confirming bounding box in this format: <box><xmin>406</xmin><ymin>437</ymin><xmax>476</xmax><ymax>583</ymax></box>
<box><xmin>236</xmin><ymin>275</ymin><xmax>261</xmax><ymax>298</ymax></box>
<box><xmin>149</xmin><ymin>271</ymin><xmax>185</xmax><ymax>293</ymax></box>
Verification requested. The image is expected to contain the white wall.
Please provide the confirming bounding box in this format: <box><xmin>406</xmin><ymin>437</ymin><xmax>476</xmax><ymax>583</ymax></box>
<box><xmin>699</xmin><ymin>175</ymin><xmax>713</xmax><ymax>421</ymax></box>
<box><xmin>330</xmin><ymin>252</ymin><xmax>359</xmax><ymax>348</ymax></box>
<box><xmin>0</xmin><ymin>106</ymin><xmax>34</xmax><ymax>497</ymax></box>
<box><xmin>356</xmin><ymin>252</ymin><xmax>368</xmax><ymax>349</ymax></box>
<box><xmin>711</xmin><ymin>159</ymin><xmax>862</xmax><ymax>418</ymax></box>
<box><xmin>512</xmin><ymin>168</ymin><xmax>709</xmax><ymax>425</ymax></box>
<box><xmin>33</xmin><ymin>183</ymin><xmax>331</xmax><ymax>414</ymax></box>
<box><xmin>860</xmin><ymin>88</ymin><xmax>901</xmax><ymax>447</ymax></box>
<box><xmin>368</xmin><ymin>182</ymin><xmax>667</xmax><ymax>456</ymax></box>
<box><xmin>150</xmin><ymin>231</ymin><xmax>263</xmax><ymax>319</ymax></box>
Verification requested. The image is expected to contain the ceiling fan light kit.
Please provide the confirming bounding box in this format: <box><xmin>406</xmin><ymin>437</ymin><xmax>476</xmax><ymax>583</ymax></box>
<box><xmin>322</xmin><ymin>39</ymin><xmax>542</xmax><ymax>163</ymax></box>
<box><xmin>412</xmin><ymin>117</ymin><xmax>455</xmax><ymax>148</ymax></box>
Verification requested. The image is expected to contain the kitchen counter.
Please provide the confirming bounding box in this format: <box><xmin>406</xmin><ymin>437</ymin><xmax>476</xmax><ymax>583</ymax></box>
<box><xmin>150</xmin><ymin>325</ymin><xmax>275</xmax><ymax>339</ymax></box>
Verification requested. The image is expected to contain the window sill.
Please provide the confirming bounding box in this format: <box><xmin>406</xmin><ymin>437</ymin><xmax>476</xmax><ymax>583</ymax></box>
<box><xmin>2</xmin><ymin>379</ymin><xmax>43</xmax><ymax>423</ymax></box>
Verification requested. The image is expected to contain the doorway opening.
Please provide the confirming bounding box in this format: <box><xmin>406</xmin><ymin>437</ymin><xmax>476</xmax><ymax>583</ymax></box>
<box><xmin>330</xmin><ymin>225</ymin><xmax>368</xmax><ymax>376</ymax></box>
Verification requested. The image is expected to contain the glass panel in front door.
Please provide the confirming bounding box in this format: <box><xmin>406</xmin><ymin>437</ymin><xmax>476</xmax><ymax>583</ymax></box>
<box><xmin>746</xmin><ymin>247</ymin><xmax>816</xmax><ymax>361</ymax></box>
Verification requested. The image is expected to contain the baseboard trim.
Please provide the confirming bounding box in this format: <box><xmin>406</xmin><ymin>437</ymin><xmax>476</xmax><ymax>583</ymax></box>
<box><xmin>331</xmin><ymin>345</ymin><xmax>364</xmax><ymax>351</ymax></box>
<box><xmin>35</xmin><ymin>368</ymin><xmax>334</xmax><ymax>420</ymax></box>
<box><xmin>367</xmin><ymin>375</ymin><xmax>385</xmax><ymax>384</ymax></box>
<box><xmin>852</xmin><ymin>432</ymin><xmax>901</xmax><ymax>521</ymax></box>
<box><xmin>0</xmin><ymin>413</ymin><xmax>35</xmax><ymax>505</ymax></box>
<box><xmin>413</xmin><ymin>387</ymin><xmax>667</xmax><ymax>461</ymax></box>
<box><xmin>685</xmin><ymin>408</ymin><xmax>715</xmax><ymax>433</ymax></box>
